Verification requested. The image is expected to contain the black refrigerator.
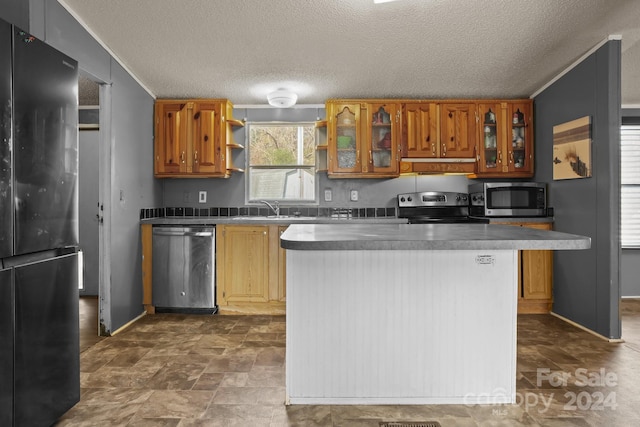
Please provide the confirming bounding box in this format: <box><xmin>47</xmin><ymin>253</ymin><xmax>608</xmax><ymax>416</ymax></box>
<box><xmin>0</xmin><ymin>17</ymin><xmax>80</xmax><ymax>427</ymax></box>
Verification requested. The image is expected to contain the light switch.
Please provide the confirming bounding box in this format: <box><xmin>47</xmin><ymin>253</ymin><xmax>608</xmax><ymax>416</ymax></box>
<box><xmin>350</xmin><ymin>190</ymin><xmax>358</xmax><ymax>202</ymax></box>
<box><xmin>199</xmin><ymin>191</ymin><xmax>207</xmax><ymax>203</ymax></box>
<box><xmin>324</xmin><ymin>189</ymin><xmax>332</xmax><ymax>202</ymax></box>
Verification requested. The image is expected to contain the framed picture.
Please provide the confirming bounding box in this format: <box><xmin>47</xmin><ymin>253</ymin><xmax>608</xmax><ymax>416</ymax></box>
<box><xmin>553</xmin><ymin>116</ymin><xmax>592</xmax><ymax>180</ymax></box>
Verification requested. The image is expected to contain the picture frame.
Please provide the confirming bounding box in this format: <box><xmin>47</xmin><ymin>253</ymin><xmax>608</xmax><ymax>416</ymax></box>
<box><xmin>553</xmin><ymin>116</ymin><xmax>592</xmax><ymax>180</ymax></box>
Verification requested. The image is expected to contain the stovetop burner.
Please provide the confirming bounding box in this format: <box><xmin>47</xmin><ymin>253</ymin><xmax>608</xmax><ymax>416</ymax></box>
<box><xmin>397</xmin><ymin>191</ymin><xmax>488</xmax><ymax>224</ymax></box>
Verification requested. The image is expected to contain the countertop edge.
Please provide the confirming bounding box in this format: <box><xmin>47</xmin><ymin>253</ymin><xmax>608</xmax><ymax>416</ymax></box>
<box><xmin>280</xmin><ymin>223</ymin><xmax>590</xmax><ymax>251</ymax></box>
<box><xmin>140</xmin><ymin>217</ymin><xmax>408</xmax><ymax>225</ymax></box>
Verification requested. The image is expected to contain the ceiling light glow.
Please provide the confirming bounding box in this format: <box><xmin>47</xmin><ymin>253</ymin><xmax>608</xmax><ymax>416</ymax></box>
<box><xmin>267</xmin><ymin>90</ymin><xmax>298</xmax><ymax>108</ymax></box>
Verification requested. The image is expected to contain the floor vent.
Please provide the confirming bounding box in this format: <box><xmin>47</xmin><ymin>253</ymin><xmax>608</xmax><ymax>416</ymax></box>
<box><xmin>380</xmin><ymin>423</ymin><xmax>442</xmax><ymax>427</ymax></box>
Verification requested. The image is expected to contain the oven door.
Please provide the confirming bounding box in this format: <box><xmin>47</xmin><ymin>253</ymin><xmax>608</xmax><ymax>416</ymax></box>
<box><xmin>485</xmin><ymin>185</ymin><xmax>546</xmax><ymax>217</ymax></box>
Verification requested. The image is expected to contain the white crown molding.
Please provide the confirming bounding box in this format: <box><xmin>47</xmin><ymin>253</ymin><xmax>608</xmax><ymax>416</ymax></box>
<box><xmin>530</xmin><ymin>35</ymin><xmax>622</xmax><ymax>99</ymax></box>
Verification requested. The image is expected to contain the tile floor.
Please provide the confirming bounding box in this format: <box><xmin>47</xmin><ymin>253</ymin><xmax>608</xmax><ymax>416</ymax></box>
<box><xmin>56</xmin><ymin>298</ymin><xmax>640</xmax><ymax>426</ymax></box>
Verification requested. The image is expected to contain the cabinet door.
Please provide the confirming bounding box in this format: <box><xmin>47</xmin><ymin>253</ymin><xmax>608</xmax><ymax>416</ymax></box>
<box><xmin>278</xmin><ymin>226</ymin><xmax>287</xmax><ymax>302</ymax></box>
<box><xmin>522</xmin><ymin>249</ymin><xmax>553</xmax><ymax>299</ymax></box>
<box><xmin>365</xmin><ymin>102</ymin><xmax>400</xmax><ymax>175</ymax></box>
<box><xmin>219</xmin><ymin>226</ymin><xmax>269</xmax><ymax>303</ymax></box>
<box><xmin>328</xmin><ymin>103</ymin><xmax>362</xmax><ymax>174</ymax></box>
<box><xmin>403</xmin><ymin>103</ymin><xmax>439</xmax><ymax>158</ymax></box>
<box><xmin>192</xmin><ymin>102</ymin><xmax>223</xmax><ymax>174</ymax></box>
<box><xmin>520</xmin><ymin>223</ymin><xmax>552</xmax><ymax>300</ymax></box>
<box><xmin>506</xmin><ymin>101</ymin><xmax>533</xmax><ymax>174</ymax></box>
<box><xmin>440</xmin><ymin>103</ymin><xmax>476</xmax><ymax>158</ymax></box>
<box><xmin>476</xmin><ymin>103</ymin><xmax>504</xmax><ymax>173</ymax></box>
<box><xmin>155</xmin><ymin>102</ymin><xmax>188</xmax><ymax>174</ymax></box>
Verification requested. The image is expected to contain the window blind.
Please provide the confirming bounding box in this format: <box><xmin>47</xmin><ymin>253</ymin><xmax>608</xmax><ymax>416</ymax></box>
<box><xmin>621</xmin><ymin>125</ymin><xmax>640</xmax><ymax>247</ymax></box>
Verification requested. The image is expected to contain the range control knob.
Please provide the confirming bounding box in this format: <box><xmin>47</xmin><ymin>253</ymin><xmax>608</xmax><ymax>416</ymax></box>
<box><xmin>400</xmin><ymin>197</ymin><xmax>405</xmax><ymax>202</ymax></box>
<box><xmin>407</xmin><ymin>196</ymin><xmax>412</xmax><ymax>202</ymax></box>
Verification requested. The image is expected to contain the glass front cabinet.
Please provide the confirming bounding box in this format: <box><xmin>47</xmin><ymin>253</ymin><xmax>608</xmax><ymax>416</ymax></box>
<box><xmin>327</xmin><ymin>100</ymin><xmax>400</xmax><ymax>178</ymax></box>
<box><xmin>475</xmin><ymin>100</ymin><xmax>533</xmax><ymax>177</ymax></box>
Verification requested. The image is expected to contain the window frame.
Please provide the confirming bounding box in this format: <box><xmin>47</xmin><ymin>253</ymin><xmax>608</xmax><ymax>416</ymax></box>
<box><xmin>621</xmin><ymin>122</ymin><xmax>640</xmax><ymax>248</ymax></box>
<box><xmin>245</xmin><ymin>121</ymin><xmax>319</xmax><ymax>205</ymax></box>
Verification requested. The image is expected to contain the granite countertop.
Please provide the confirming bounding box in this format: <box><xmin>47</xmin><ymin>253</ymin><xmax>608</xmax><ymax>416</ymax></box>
<box><xmin>141</xmin><ymin>216</ymin><xmax>408</xmax><ymax>225</ymax></box>
<box><xmin>280</xmin><ymin>223</ymin><xmax>590</xmax><ymax>251</ymax></box>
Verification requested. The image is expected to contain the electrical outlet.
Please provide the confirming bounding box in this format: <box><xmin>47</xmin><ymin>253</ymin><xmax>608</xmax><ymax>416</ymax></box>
<box><xmin>199</xmin><ymin>191</ymin><xmax>207</xmax><ymax>203</ymax></box>
<box><xmin>324</xmin><ymin>189</ymin><xmax>332</xmax><ymax>202</ymax></box>
<box><xmin>350</xmin><ymin>189</ymin><xmax>358</xmax><ymax>202</ymax></box>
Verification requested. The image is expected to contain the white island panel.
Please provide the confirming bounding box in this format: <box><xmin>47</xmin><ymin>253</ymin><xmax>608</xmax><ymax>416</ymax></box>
<box><xmin>286</xmin><ymin>249</ymin><xmax>518</xmax><ymax>405</ymax></box>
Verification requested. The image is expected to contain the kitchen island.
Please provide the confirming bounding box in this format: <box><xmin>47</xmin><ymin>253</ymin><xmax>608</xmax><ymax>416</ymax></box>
<box><xmin>280</xmin><ymin>223</ymin><xmax>590</xmax><ymax>405</ymax></box>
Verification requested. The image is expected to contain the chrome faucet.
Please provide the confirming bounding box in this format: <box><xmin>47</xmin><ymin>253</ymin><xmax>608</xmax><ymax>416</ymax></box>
<box><xmin>260</xmin><ymin>200</ymin><xmax>280</xmax><ymax>217</ymax></box>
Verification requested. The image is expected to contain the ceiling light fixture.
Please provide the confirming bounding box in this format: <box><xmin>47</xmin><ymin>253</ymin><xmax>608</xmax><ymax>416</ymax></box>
<box><xmin>267</xmin><ymin>90</ymin><xmax>298</xmax><ymax>108</ymax></box>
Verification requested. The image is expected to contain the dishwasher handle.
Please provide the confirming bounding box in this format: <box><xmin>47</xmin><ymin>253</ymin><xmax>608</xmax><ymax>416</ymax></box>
<box><xmin>153</xmin><ymin>228</ymin><xmax>214</xmax><ymax>237</ymax></box>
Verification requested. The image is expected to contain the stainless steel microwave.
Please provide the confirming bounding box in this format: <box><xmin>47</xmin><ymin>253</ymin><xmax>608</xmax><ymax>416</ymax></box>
<box><xmin>469</xmin><ymin>182</ymin><xmax>547</xmax><ymax>217</ymax></box>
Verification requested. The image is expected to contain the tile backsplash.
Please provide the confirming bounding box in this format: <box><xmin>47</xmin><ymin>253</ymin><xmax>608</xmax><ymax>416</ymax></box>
<box><xmin>140</xmin><ymin>206</ymin><xmax>397</xmax><ymax>220</ymax></box>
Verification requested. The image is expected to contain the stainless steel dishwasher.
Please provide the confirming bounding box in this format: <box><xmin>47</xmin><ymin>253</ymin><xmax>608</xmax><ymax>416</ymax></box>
<box><xmin>152</xmin><ymin>226</ymin><xmax>217</xmax><ymax>314</ymax></box>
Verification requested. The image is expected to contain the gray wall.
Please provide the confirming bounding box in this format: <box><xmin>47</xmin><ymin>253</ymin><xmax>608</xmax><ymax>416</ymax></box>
<box><xmin>79</xmin><ymin>129</ymin><xmax>99</xmax><ymax>295</ymax></box>
<box><xmin>533</xmin><ymin>41</ymin><xmax>621</xmax><ymax>339</ymax></box>
<box><xmin>5</xmin><ymin>0</ymin><xmax>162</xmax><ymax>333</ymax></box>
<box><xmin>162</xmin><ymin>107</ymin><xmax>471</xmax><ymax>208</ymax></box>
<box><xmin>0</xmin><ymin>0</ymin><xmax>28</xmax><ymax>29</ymax></box>
<box><xmin>621</xmin><ymin>108</ymin><xmax>640</xmax><ymax>297</ymax></box>
<box><xmin>108</xmin><ymin>60</ymin><xmax>156</xmax><ymax>327</ymax></box>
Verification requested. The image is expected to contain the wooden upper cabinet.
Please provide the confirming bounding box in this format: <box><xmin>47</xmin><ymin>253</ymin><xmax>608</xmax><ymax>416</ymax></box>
<box><xmin>472</xmin><ymin>99</ymin><xmax>533</xmax><ymax>178</ymax></box>
<box><xmin>328</xmin><ymin>102</ymin><xmax>362</xmax><ymax>175</ymax></box>
<box><xmin>402</xmin><ymin>102</ymin><xmax>439</xmax><ymax>158</ymax></box>
<box><xmin>192</xmin><ymin>102</ymin><xmax>222</xmax><ymax>174</ymax></box>
<box><xmin>326</xmin><ymin>99</ymin><xmax>400</xmax><ymax>178</ymax></box>
<box><xmin>154</xmin><ymin>99</ymin><xmax>243</xmax><ymax>178</ymax></box>
<box><xmin>155</xmin><ymin>102</ymin><xmax>188</xmax><ymax>174</ymax></box>
<box><xmin>505</xmin><ymin>101</ymin><xmax>533</xmax><ymax>175</ymax></box>
<box><xmin>364</xmin><ymin>102</ymin><xmax>400</xmax><ymax>175</ymax></box>
<box><xmin>475</xmin><ymin>102</ymin><xmax>504</xmax><ymax>174</ymax></box>
<box><xmin>440</xmin><ymin>103</ymin><xmax>476</xmax><ymax>158</ymax></box>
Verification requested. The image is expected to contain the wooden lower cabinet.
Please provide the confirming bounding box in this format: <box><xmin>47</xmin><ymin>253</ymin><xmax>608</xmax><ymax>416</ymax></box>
<box><xmin>216</xmin><ymin>224</ymin><xmax>286</xmax><ymax>314</ymax></box>
<box><xmin>493</xmin><ymin>221</ymin><xmax>553</xmax><ymax>313</ymax></box>
<box><xmin>141</xmin><ymin>224</ymin><xmax>154</xmax><ymax>314</ymax></box>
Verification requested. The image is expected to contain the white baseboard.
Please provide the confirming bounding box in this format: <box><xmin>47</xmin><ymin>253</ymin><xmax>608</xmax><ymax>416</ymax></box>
<box><xmin>550</xmin><ymin>311</ymin><xmax>624</xmax><ymax>343</ymax></box>
<box><xmin>109</xmin><ymin>311</ymin><xmax>147</xmax><ymax>336</ymax></box>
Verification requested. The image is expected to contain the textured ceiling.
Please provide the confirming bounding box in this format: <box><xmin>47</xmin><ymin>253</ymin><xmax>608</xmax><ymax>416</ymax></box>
<box><xmin>62</xmin><ymin>0</ymin><xmax>640</xmax><ymax>106</ymax></box>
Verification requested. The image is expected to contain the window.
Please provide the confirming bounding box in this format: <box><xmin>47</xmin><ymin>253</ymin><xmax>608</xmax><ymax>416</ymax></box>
<box><xmin>247</xmin><ymin>122</ymin><xmax>316</xmax><ymax>203</ymax></box>
<box><xmin>621</xmin><ymin>124</ymin><xmax>640</xmax><ymax>247</ymax></box>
